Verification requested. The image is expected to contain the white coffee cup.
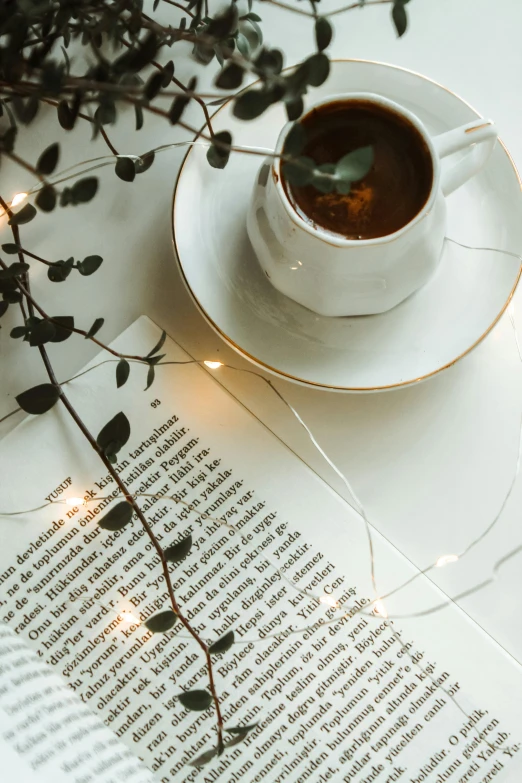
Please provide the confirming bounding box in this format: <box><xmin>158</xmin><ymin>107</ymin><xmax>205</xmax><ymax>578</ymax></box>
<box><xmin>246</xmin><ymin>93</ymin><xmax>498</xmax><ymax>317</ymax></box>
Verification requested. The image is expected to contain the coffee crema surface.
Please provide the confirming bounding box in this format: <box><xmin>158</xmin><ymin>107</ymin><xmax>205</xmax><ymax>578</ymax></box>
<box><xmin>282</xmin><ymin>100</ymin><xmax>434</xmax><ymax>240</ymax></box>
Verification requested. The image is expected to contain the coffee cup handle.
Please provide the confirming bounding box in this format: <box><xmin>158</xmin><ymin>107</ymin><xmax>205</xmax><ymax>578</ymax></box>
<box><xmin>433</xmin><ymin>119</ymin><xmax>498</xmax><ymax>197</ymax></box>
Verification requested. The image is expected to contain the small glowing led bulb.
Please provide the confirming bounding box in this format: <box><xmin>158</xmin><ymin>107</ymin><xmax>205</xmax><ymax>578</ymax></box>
<box><xmin>319</xmin><ymin>595</ymin><xmax>339</xmax><ymax>609</ymax></box>
<box><xmin>373</xmin><ymin>600</ymin><xmax>388</xmax><ymax>618</ymax></box>
<box><xmin>204</xmin><ymin>361</ymin><xmax>223</xmax><ymax>369</ymax></box>
<box><xmin>435</xmin><ymin>554</ymin><xmax>459</xmax><ymax>568</ymax></box>
<box><xmin>120</xmin><ymin>610</ymin><xmax>140</xmax><ymax>624</ymax></box>
<box><xmin>65</xmin><ymin>497</ymin><xmax>84</xmax><ymax>506</ymax></box>
<box><xmin>11</xmin><ymin>192</ymin><xmax>27</xmax><ymax>207</ymax></box>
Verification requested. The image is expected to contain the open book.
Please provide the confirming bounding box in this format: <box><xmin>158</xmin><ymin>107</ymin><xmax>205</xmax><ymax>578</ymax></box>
<box><xmin>0</xmin><ymin>316</ymin><xmax>521</xmax><ymax>783</ymax></box>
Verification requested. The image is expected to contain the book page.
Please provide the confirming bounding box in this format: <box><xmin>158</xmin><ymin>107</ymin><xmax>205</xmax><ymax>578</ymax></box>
<box><xmin>0</xmin><ymin>316</ymin><xmax>521</xmax><ymax>783</ymax></box>
<box><xmin>0</xmin><ymin>622</ymin><xmax>154</xmax><ymax>783</ymax></box>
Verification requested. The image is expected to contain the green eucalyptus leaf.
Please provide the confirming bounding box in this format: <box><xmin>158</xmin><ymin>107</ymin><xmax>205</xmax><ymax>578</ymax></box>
<box><xmin>147</xmin><ymin>330</ymin><xmax>167</xmax><ymax>357</ymax></box>
<box><xmin>71</xmin><ymin>177</ymin><xmax>98</xmax><ymax>204</ymax></box>
<box><xmin>189</xmin><ymin>748</ymin><xmax>218</xmax><ymax>768</ymax></box>
<box><xmin>78</xmin><ymin>255</ymin><xmax>103</xmax><ymax>276</ymax></box>
<box><xmin>207</xmin><ymin>130</ymin><xmax>232</xmax><ymax>169</ymax></box>
<box><xmin>135</xmin><ymin>104</ymin><xmax>144</xmax><ymax>131</ymax></box>
<box><xmin>208</xmin><ymin>630</ymin><xmax>234</xmax><ymax>655</ymax></box>
<box><xmin>164</xmin><ymin>534</ymin><xmax>192</xmax><ymax>563</ymax></box>
<box><xmin>96</xmin><ymin>411</ymin><xmax>130</xmax><ymax>459</ymax></box>
<box><xmin>206</xmin><ymin>5</ymin><xmax>239</xmax><ymax>39</ymax></box>
<box><xmin>285</xmin><ymin>97</ymin><xmax>303</xmax><ymax>122</ymax></box>
<box><xmin>99</xmin><ymin>501</ymin><xmax>134</xmax><ymax>531</ymax></box>
<box><xmin>282</xmin><ymin>156</ymin><xmax>315</xmax><ymax>187</ymax></box>
<box><xmin>215</xmin><ymin>62</ymin><xmax>244</xmax><ymax>90</ymax></box>
<box><xmin>178</xmin><ymin>690</ymin><xmax>212</xmax><ymax>712</ymax></box>
<box><xmin>168</xmin><ymin>76</ymin><xmax>196</xmax><ymax>124</ymax></box>
<box><xmin>225</xmin><ymin>722</ymin><xmax>259</xmax><ymax>735</ymax></box>
<box><xmin>0</xmin><ymin>301</ymin><xmax>8</xmax><ymax>318</ymax></box>
<box><xmin>336</xmin><ymin>180</ymin><xmax>352</xmax><ymax>195</ymax></box>
<box><xmin>1</xmin><ymin>244</ymin><xmax>20</xmax><ymax>254</ymax></box>
<box><xmin>35</xmin><ymin>185</ymin><xmax>57</xmax><ymax>212</ymax></box>
<box><xmin>135</xmin><ymin>151</ymin><xmax>155</xmax><ymax>175</ymax></box>
<box><xmin>57</xmin><ymin>100</ymin><xmax>75</xmax><ymax>130</ymax></box>
<box><xmin>49</xmin><ymin>315</ymin><xmax>74</xmax><ymax>342</ymax></box>
<box><xmin>254</xmin><ymin>47</ymin><xmax>283</xmax><ymax>75</ymax></box>
<box><xmin>115</xmin><ymin>157</ymin><xmax>136</xmax><ymax>183</ymax></box>
<box><xmin>225</xmin><ymin>732</ymin><xmax>249</xmax><ymax>748</ymax></box>
<box><xmin>29</xmin><ymin>319</ymin><xmax>56</xmax><ymax>346</ymax></box>
<box><xmin>169</xmin><ymin>95</ymin><xmax>189</xmax><ymax>125</ymax></box>
<box><xmin>315</xmin><ymin>17</ymin><xmax>333</xmax><ymax>51</ymax></box>
<box><xmin>0</xmin><ymin>262</ymin><xmax>29</xmax><ymax>279</ymax></box>
<box><xmin>37</xmin><ymin>143</ymin><xmax>60</xmax><ymax>175</ymax></box>
<box><xmin>312</xmin><ymin>171</ymin><xmax>335</xmax><ymax>193</ymax></box>
<box><xmin>145</xmin><ymin>363</ymin><xmax>155</xmax><ymax>390</ymax></box>
<box><xmin>245</xmin><ymin>18</ymin><xmax>263</xmax><ymax>46</ymax></box>
<box><xmin>60</xmin><ymin>188</ymin><xmax>71</xmax><ymax>207</ymax></box>
<box><xmin>145</xmin><ymin>610</ymin><xmax>178</xmax><ymax>633</ymax></box>
<box><xmin>161</xmin><ymin>60</ymin><xmax>175</xmax><ymax>87</ymax></box>
<box><xmin>3</xmin><ymin>290</ymin><xmax>22</xmax><ymax>304</ymax></box>
<box><xmin>144</xmin><ymin>71</ymin><xmax>164</xmax><ymax>101</ymax></box>
<box><xmin>86</xmin><ymin>317</ymin><xmax>104</xmax><ymax>338</ymax></box>
<box><xmin>304</xmin><ymin>52</ymin><xmax>330</xmax><ymax>87</ymax></box>
<box><xmin>284</xmin><ymin>123</ymin><xmax>306</xmax><ymax>156</ymax></box>
<box><xmin>392</xmin><ymin>1</ymin><xmax>408</xmax><ymax>37</ymax></box>
<box><xmin>1</xmin><ymin>126</ymin><xmax>17</xmax><ymax>154</ymax></box>
<box><xmin>10</xmin><ymin>325</ymin><xmax>27</xmax><ymax>338</ymax></box>
<box><xmin>116</xmin><ymin>359</ymin><xmax>130</xmax><ymax>388</ymax></box>
<box><xmin>9</xmin><ymin>203</ymin><xmax>36</xmax><ymax>226</ymax></box>
<box><xmin>236</xmin><ymin>33</ymin><xmax>250</xmax><ymax>58</ymax></box>
<box><xmin>48</xmin><ymin>259</ymin><xmax>73</xmax><ymax>283</ymax></box>
<box><xmin>233</xmin><ymin>89</ymin><xmax>269</xmax><ymax>120</ymax></box>
<box><xmin>16</xmin><ymin>383</ymin><xmax>60</xmax><ymax>415</ymax></box>
<box><xmin>336</xmin><ymin>145</ymin><xmax>374</xmax><ymax>182</ymax></box>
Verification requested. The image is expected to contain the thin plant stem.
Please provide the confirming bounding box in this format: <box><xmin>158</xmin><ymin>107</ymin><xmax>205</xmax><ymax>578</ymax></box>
<box><xmin>0</xmin><ymin>194</ymin><xmax>225</xmax><ymax>753</ymax></box>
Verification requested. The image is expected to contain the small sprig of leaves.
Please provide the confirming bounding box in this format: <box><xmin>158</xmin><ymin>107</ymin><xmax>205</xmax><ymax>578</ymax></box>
<box><xmin>282</xmin><ymin>122</ymin><xmax>374</xmax><ymax>194</ymax></box>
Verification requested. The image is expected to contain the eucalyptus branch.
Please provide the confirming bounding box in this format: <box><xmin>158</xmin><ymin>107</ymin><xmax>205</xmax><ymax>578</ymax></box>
<box><xmin>115</xmin><ymin>35</ymin><xmax>216</xmax><ymax>137</ymax></box>
<box><xmin>0</xmin><ymin>255</ymin><xmax>149</xmax><ymax>361</ymax></box>
<box><xmin>7</xmin><ymin>246</ymin><xmax>54</xmax><ymax>267</ymax></box>
<box><xmin>3</xmin><ymin>92</ymin><xmax>120</xmax><ymax>157</ymax></box>
<box><xmin>36</xmin><ymin>343</ymin><xmax>225</xmax><ymax>752</ymax></box>
<box><xmin>0</xmin><ymin>196</ymin><xmax>225</xmax><ymax>753</ymax></box>
<box><xmin>0</xmin><ymin>79</ymin><xmax>227</xmax><ymax>102</ymax></box>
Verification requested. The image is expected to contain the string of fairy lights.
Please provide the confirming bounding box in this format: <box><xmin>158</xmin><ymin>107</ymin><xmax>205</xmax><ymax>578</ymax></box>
<box><xmin>2</xmin><ymin>314</ymin><xmax>522</xmax><ymax>631</ymax></box>
<box><xmin>1</xmin><ymin>161</ymin><xmax>522</xmax><ymax>760</ymax></box>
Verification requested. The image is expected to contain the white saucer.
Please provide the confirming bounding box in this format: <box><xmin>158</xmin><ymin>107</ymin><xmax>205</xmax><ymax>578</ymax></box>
<box><xmin>172</xmin><ymin>60</ymin><xmax>522</xmax><ymax>391</ymax></box>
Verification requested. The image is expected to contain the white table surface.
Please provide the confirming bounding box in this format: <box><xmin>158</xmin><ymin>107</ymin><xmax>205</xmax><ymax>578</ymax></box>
<box><xmin>1</xmin><ymin>0</ymin><xmax>521</xmax><ymax>664</ymax></box>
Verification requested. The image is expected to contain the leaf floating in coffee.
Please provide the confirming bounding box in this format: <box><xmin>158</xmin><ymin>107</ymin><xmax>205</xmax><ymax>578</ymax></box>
<box><xmin>336</xmin><ymin>146</ymin><xmax>374</xmax><ymax>183</ymax></box>
<box><xmin>281</xmin><ymin>99</ymin><xmax>433</xmax><ymax>240</ymax></box>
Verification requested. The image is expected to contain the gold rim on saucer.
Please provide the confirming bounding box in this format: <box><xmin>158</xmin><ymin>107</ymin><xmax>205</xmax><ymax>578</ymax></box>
<box><xmin>171</xmin><ymin>59</ymin><xmax>522</xmax><ymax>392</ymax></box>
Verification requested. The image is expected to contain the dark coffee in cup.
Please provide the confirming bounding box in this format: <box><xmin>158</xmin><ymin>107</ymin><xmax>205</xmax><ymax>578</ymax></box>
<box><xmin>281</xmin><ymin>99</ymin><xmax>433</xmax><ymax>240</ymax></box>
